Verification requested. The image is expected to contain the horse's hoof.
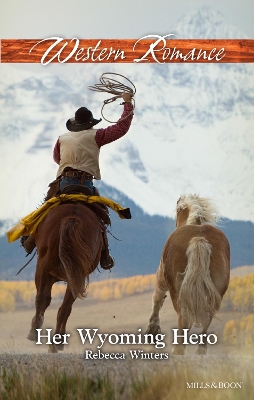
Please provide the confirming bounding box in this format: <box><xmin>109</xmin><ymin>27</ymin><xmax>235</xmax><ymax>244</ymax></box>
<box><xmin>55</xmin><ymin>343</ymin><xmax>64</xmax><ymax>351</ymax></box>
<box><xmin>196</xmin><ymin>345</ymin><xmax>207</xmax><ymax>355</ymax></box>
<box><xmin>48</xmin><ymin>344</ymin><xmax>58</xmax><ymax>353</ymax></box>
<box><xmin>172</xmin><ymin>346</ymin><xmax>185</xmax><ymax>355</ymax></box>
<box><xmin>27</xmin><ymin>330</ymin><xmax>38</xmax><ymax>342</ymax></box>
<box><xmin>145</xmin><ymin>323</ymin><xmax>161</xmax><ymax>335</ymax></box>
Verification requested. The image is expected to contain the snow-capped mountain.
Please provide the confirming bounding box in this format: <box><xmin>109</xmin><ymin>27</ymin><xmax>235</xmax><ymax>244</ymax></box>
<box><xmin>171</xmin><ymin>6</ymin><xmax>248</xmax><ymax>39</ymax></box>
<box><xmin>0</xmin><ymin>6</ymin><xmax>254</xmax><ymax>236</ymax></box>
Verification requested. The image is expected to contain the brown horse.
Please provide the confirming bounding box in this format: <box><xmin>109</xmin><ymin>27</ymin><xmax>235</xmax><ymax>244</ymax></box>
<box><xmin>146</xmin><ymin>194</ymin><xmax>230</xmax><ymax>355</ymax></box>
<box><xmin>27</xmin><ymin>202</ymin><xmax>103</xmax><ymax>353</ymax></box>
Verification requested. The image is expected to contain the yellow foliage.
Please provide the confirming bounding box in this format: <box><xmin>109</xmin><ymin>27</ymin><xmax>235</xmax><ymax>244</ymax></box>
<box><xmin>0</xmin><ymin>290</ymin><xmax>15</xmax><ymax>312</ymax></box>
<box><xmin>222</xmin><ymin>274</ymin><xmax>254</xmax><ymax>346</ymax></box>
<box><xmin>222</xmin><ymin>273</ymin><xmax>254</xmax><ymax>312</ymax></box>
<box><xmin>2</xmin><ymin>272</ymin><xmax>254</xmax><ymax>315</ymax></box>
<box><xmin>223</xmin><ymin>314</ymin><xmax>254</xmax><ymax>346</ymax></box>
<box><xmin>88</xmin><ymin>274</ymin><xmax>156</xmax><ymax>301</ymax></box>
<box><xmin>51</xmin><ymin>283</ymin><xmax>67</xmax><ymax>299</ymax></box>
<box><xmin>113</xmin><ymin>285</ymin><xmax>122</xmax><ymax>300</ymax></box>
<box><xmin>0</xmin><ymin>274</ymin><xmax>156</xmax><ymax>312</ymax></box>
<box><xmin>223</xmin><ymin>319</ymin><xmax>238</xmax><ymax>345</ymax></box>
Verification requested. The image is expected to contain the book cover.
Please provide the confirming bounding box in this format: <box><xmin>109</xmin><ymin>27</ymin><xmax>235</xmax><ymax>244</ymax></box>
<box><xmin>0</xmin><ymin>1</ymin><xmax>253</xmax><ymax>398</ymax></box>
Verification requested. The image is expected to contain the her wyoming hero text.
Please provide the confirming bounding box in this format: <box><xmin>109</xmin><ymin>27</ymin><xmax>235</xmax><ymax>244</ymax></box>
<box><xmin>35</xmin><ymin>328</ymin><xmax>218</xmax><ymax>347</ymax></box>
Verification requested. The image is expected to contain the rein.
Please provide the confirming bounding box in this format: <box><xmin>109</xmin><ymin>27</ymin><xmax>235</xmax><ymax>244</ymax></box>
<box><xmin>16</xmin><ymin>250</ymin><xmax>37</xmax><ymax>276</ymax></box>
<box><xmin>106</xmin><ymin>227</ymin><xmax>122</xmax><ymax>241</ymax></box>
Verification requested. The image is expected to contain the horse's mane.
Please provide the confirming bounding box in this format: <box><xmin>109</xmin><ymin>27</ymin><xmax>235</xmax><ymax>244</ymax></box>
<box><xmin>176</xmin><ymin>194</ymin><xmax>220</xmax><ymax>225</ymax></box>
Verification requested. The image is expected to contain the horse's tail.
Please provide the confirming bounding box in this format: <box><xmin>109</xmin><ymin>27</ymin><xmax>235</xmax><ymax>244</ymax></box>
<box><xmin>178</xmin><ymin>237</ymin><xmax>221</xmax><ymax>328</ymax></box>
<box><xmin>59</xmin><ymin>217</ymin><xmax>93</xmax><ymax>299</ymax></box>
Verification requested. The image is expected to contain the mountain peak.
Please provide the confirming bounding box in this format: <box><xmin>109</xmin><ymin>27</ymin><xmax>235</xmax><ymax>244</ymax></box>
<box><xmin>171</xmin><ymin>6</ymin><xmax>248</xmax><ymax>39</ymax></box>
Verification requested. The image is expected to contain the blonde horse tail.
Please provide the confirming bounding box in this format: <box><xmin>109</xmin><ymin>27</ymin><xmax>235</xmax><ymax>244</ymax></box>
<box><xmin>59</xmin><ymin>217</ymin><xmax>93</xmax><ymax>299</ymax></box>
<box><xmin>178</xmin><ymin>237</ymin><xmax>222</xmax><ymax>328</ymax></box>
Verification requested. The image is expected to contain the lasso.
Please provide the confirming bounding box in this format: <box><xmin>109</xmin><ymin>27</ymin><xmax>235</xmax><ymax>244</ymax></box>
<box><xmin>88</xmin><ymin>72</ymin><xmax>136</xmax><ymax>123</ymax></box>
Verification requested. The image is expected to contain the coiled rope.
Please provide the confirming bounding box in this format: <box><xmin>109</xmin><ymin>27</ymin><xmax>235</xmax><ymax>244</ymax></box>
<box><xmin>88</xmin><ymin>72</ymin><xmax>136</xmax><ymax>123</ymax></box>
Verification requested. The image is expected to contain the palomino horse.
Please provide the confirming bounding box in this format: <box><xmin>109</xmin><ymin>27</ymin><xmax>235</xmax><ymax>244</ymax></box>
<box><xmin>27</xmin><ymin>202</ymin><xmax>104</xmax><ymax>353</ymax></box>
<box><xmin>146</xmin><ymin>194</ymin><xmax>230</xmax><ymax>355</ymax></box>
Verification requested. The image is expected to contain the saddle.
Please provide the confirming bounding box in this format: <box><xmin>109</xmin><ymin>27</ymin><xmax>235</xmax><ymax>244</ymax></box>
<box><xmin>60</xmin><ymin>184</ymin><xmax>111</xmax><ymax>226</ymax></box>
<box><xmin>44</xmin><ymin>177</ymin><xmax>61</xmax><ymax>201</ymax></box>
<box><xmin>21</xmin><ymin>182</ymin><xmax>114</xmax><ymax>270</ymax></box>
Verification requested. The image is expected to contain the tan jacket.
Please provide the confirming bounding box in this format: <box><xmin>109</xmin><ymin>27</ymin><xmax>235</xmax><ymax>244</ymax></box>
<box><xmin>56</xmin><ymin>129</ymin><xmax>101</xmax><ymax>179</ymax></box>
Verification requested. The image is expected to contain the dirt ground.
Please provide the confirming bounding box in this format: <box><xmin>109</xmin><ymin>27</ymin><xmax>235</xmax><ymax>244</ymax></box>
<box><xmin>0</xmin><ymin>291</ymin><xmax>245</xmax><ymax>356</ymax></box>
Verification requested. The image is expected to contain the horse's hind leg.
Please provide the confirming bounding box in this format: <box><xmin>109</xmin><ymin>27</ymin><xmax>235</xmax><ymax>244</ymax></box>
<box><xmin>196</xmin><ymin>320</ymin><xmax>212</xmax><ymax>355</ymax></box>
<box><xmin>172</xmin><ymin>313</ymin><xmax>189</xmax><ymax>355</ymax></box>
<box><xmin>27</xmin><ymin>269</ymin><xmax>56</xmax><ymax>342</ymax></box>
<box><xmin>48</xmin><ymin>284</ymin><xmax>75</xmax><ymax>353</ymax></box>
<box><xmin>146</xmin><ymin>263</ymin><xmax>168</xmax><ymax>335</ymax></box>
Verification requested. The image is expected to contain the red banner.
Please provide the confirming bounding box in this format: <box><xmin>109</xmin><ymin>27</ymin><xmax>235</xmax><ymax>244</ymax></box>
<box><xmin>1</xmin><ymin>37</ymin><xmax>254</xmax><ymax>63</ymax></box>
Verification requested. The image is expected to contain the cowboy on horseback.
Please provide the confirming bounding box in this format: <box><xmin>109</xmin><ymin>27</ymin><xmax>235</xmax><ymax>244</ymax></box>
<box><xmin>21</xmin><ymin>92</ymin><xmax>134</xmax><ymax>269</ymax></box>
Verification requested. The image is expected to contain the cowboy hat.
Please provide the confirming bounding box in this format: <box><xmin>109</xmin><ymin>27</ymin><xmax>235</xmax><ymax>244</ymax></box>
<box><xmin>66</xmin><ymin>107</ymin><xmax>102</xmax><ymax>132</ymax></box>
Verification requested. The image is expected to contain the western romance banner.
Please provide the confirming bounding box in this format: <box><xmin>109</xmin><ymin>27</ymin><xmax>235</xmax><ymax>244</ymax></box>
<box><xmin>1</xmin><ymin>37</ymin><xmax>254</xmax><ymax>64</ymax></box>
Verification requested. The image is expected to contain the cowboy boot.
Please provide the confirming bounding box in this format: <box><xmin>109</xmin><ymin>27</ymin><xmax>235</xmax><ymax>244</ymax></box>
<box><xmin>20</xmin><ymin>235</ymin><xmax>36</xmax><ymax>254</ymax></box>
<box><xmin>100</xmin><ymin>228</ymin><xmax>114</xmax><ymax>270</ymax></box>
